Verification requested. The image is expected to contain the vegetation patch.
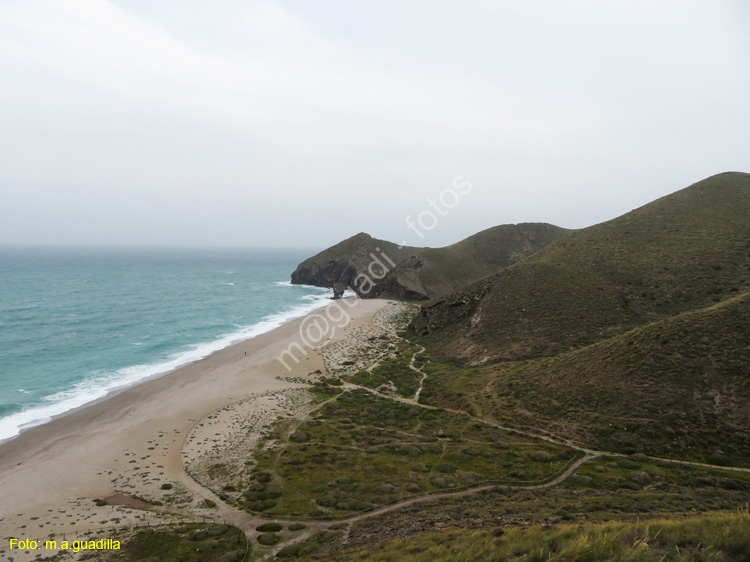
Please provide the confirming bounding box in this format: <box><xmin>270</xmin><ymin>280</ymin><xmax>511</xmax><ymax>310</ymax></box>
<box><xmin>80</xmin><ymin>523</ymin><xmax>247</xmax><ymax>562</ymax></box>
<box><xmin>233</xmin><ymin>389</ymin><xmax>575</xmax><ymax>518</ymax></box>
<box><xmin>292</xmin><ymin>511</ymin><xmax>750</xmax><ymax>562</ymax></box>
<box><xmin>348</xmin><ymin>340</ymin><xmax>423</xmax><ymax>398</ymax></box>
<box><xmin>257</xmin><ymin>532</ymin><xmax>280</xmax><ymax>546</ymax></box>
<box><xmin>420</xmin><ymin>293</ymin><xmax>750</xmax><ymax>465</ymax></box>
<box><xmin>333</xmin><ymin>455</ymin><xmax>750</xmax><ymax>553</ymax></box>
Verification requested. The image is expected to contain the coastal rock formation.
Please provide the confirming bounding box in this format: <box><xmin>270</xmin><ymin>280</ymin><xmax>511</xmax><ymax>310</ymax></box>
<box><xmin>332</xmin><ymin>282</ymin><xmax>346</xmax><ymax>299</ymax></box>
<box><xmin>291</xmin><ymin>224</ymin><xmax>571</xmax><ymax>300</ymax></box>
<box><xmin>291</xmin><ymin>232</ymin><xmax>418</xmax><ymax>295</ymax></box>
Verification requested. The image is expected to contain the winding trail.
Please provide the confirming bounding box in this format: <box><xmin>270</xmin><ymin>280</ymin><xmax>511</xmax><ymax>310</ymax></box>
<box><xmin>175</xmin><ymin>302</ymin><xmax>750</xmax><ymax>559</ymax></box>
<box><xmin>409</xmin><ymin>346</ymin><xmax>426</xmax><ymax>402</ymax></box>
<box><xmin>345</xmin><ymin>452</ymin><xmax>596</xmax><ymax>525</ymax></box>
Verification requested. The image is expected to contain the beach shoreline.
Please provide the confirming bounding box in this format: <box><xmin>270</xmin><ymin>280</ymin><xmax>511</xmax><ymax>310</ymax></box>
<box><xmin>0</xmin><ymin>285</ymin><xmax>335</xmax><ymax>446</ymax></box>
<box><xmin>0</xmin><ymin>297</ymin><xmax>390</xmax><ymax>561</ymax></box>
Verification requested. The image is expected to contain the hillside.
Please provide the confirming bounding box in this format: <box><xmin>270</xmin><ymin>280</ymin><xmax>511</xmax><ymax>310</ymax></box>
<box><xmin>420</xmin><ymin>291</ymin><xmax>750</xmax><ymax>464</ymax></box>
<box><xmin>291</xmin><ymin>232</ymin><xmax>422</xmax><ymax>298</ymax></box>
<box><xmin>291</xmin><ymin>223</ymin><xmax>570</xmax><ymax>300</ymax></box>
<box><xmin>294</xmin><ymin>512</ymin><xmax>750</xmax><ymax>562</ymax></box>
<box><xmin>412</xmin><ymin>172</ymin><xmax>750</xmax><ymax>362</ymax></box>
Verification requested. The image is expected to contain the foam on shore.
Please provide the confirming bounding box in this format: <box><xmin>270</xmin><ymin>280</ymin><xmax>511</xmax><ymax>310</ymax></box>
<box><xmin>0</xmin><ymin>286</ymin><xmax>334</xmax><ymax>443</ymax></box>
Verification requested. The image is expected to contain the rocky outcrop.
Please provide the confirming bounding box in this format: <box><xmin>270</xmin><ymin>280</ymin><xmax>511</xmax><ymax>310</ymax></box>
<box><xmin>290</xmin><ymin>232</ymin><xmax>418</xmax><ymax>297</ymax></box>
<box><xmin>291</xmin><ymin>224</ymin><xmax>571</xmax><ymax>300</ymax></box>
<box><xmin>332</xmin><ymin>282</ymin><xmax>347</xmax><ymax>299</ymax></box>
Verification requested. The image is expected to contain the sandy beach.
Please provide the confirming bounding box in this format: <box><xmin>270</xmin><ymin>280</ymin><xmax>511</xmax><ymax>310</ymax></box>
<box><xmin>0</xmin><ymin>297</ymin><xmax>390</xmax><ymax>561</ymax></box>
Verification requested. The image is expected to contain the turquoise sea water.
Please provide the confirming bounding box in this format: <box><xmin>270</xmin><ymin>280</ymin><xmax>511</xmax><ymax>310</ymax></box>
<box><xmin>0</xmin><ymin>247</ymin><xmax>330</xmax><ymax>442</ymax></box>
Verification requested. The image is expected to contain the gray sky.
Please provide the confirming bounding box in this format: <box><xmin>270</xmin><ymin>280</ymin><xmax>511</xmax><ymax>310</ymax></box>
<box><xmin>1</xmin><ymin>0</ymin><xmax>748</xmax><ymax>249</ymax></box>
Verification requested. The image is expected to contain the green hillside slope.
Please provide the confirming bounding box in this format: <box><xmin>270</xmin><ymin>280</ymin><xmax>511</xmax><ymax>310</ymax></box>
<box><xmin>294</xmin><ymin>512</ymin><xmax>750</xmax><ymax>562</ymax></box>
<box><xmin>421</xmin><ymin>291</ymin><xmax>750</xmax><ymax>463</ymax></box>
<box><xmin>412</xmin><ymin>172</ymin><xmax>750</xmax><ymax>362</ymax></box>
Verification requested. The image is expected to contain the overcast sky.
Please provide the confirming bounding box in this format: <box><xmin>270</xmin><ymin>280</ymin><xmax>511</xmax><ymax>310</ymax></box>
<box><xmin>1</xmin><ymin>0</ymin><xmax>748</xmax><ymax>249</ymax></box>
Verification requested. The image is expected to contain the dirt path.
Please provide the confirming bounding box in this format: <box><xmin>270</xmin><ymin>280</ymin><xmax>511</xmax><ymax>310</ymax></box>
<box><xmin>344</xmin><ymin>452</ymin><xmax>597</xmax><ymax>525</ymax></box>
<box><xmin>174</xmin><ymin>302</ymin><xmax>750</xmax><ymax>556</ymax></box>
<box><xmin>409</xmin><ymin>346</ymin><xmax>426</xmax><ymax>402</ymax></box>
<box><xmin>343</xmin><ymin>331</ymin><xmax>750</xmax><ymax>475</ymax></box>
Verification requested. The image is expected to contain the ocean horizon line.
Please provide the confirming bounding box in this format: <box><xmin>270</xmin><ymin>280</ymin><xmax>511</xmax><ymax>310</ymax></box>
<box><xmin>0</xmin><ymin>280</ymin><xmax>334</xmax><ymax>444</ymax></box>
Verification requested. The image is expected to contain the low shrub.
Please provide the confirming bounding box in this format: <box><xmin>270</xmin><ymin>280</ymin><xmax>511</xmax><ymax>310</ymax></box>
<box><xmin>257</xmin><ymin>533</ymin><xmax>280</xmax><ymax>546</ymax></box>
<box><xmin>629</xmin><ymin>471</ymin><xmax>652</xmax><ymax>485</ymax></box>
<box><xmin>530</xmin><ymin>451</ymin><xmax>553</xmax><ymax>462</ymax></box>
<box><xmin>255</xmin><ymin>471</ymin><xmax>273</xmax><ymax>483</ymax></box>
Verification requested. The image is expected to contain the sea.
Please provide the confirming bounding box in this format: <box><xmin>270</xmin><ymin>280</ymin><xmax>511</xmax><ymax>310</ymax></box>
<box><xmin>0</xmin><ymin>247</ymin><xmax>331</xmax><ymax>443</ymax></box>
